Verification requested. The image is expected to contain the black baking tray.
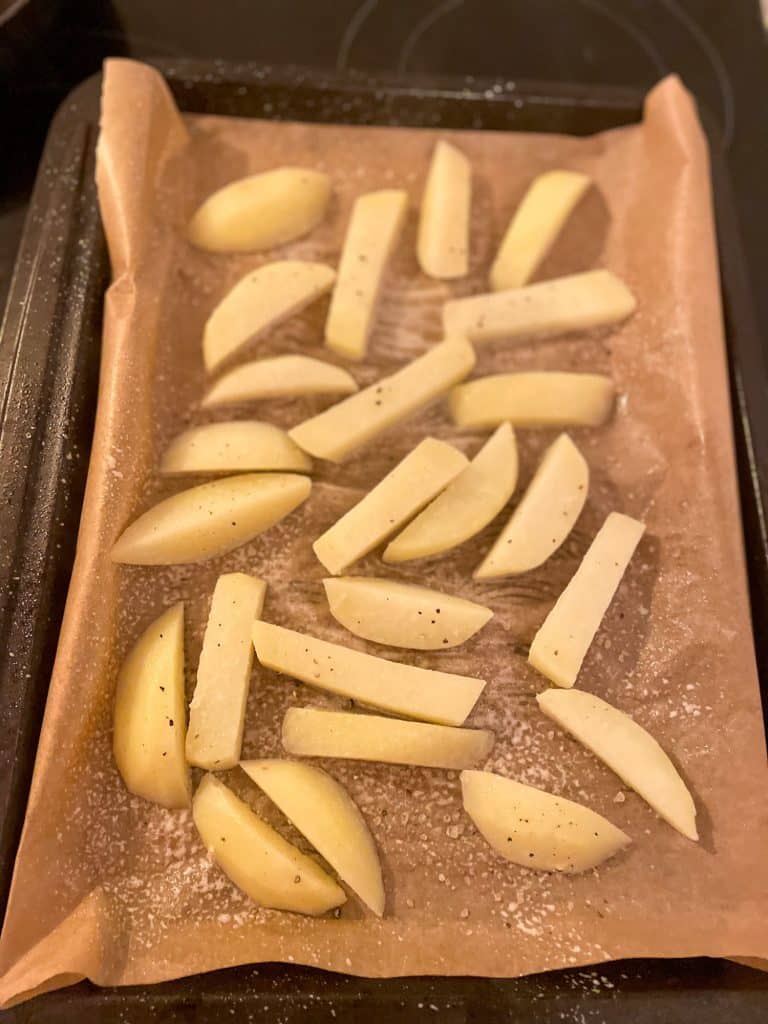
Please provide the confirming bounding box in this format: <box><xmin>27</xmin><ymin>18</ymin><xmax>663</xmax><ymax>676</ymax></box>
<box><xmin>0</xmin><ymin>59</ymin><xmax>766</xmax><ymax>1022</ymax></box>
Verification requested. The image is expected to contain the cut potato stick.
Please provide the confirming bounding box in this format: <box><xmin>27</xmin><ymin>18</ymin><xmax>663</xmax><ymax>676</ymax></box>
<box><xmin>313</xmin><ymin>438</ymin><xmax>468</xmax><ymax>575</ymax></box>
<box><xmin>202</xmin><ymin>355</ymin><xmax>358</xmax><ymax>408</ymax></box>
<box><xmin>252</xmin><ymin>622</ymin><xmax>486</xmax><ymax>726</ymax></box>
<box><xmin>192</xmin><ymin>774</ymin><xmax>346</xmax><ymax>915</ymax></box>
<box><xmin>383</xmin><ymin>422</ymin><xmax>518</xmax><ymax>563</ymax></box>
<box><xmin>282</xmin><ymin>707</ymin><xmax>494</xmax><ymax>770</ymax></box>
<box><xmin>417</xmin><ymin>140</ymin><xmax>471</xmax><ymax>279</ymax></box>
<box><xmin>490</xmin><ymin>170</ymin><xmax>592</xmax><ymax>291</ymax></box>
<box><xmin>325</xmin><ymin>189</ymin><xmax>408</xmax><ymax>360</ymax></box>
<box><xmin>289</xmin><ymin>338</ymin><xmax>475</xmax><ymax>462</ymax></box>
<box><xmin>186</xmin><ymin>574</ymin><xmax>266</xmax><ymax>770</ymax></box>
<box><xmin>461</xmin><ymin>769</ymin><xmax>630</xmax><ymax>873</ymax></box>
<box><xmin>475</xmin><ymin>433</ymin><xmax>588</xmax><ymax>578</ymax></box>
<box><xmin>188</xmin><ymin>167</ymin><xmax>331</xmax><ymax>253</ymax></box>
<box><xmin>443</xmin><ymin>269</ymin><xmax>636</xmax><ymax>344</ymax></box>
<box><xmin>203</xmin><ymin>261</ymin><xmax>335</xmax><ymax>371</ymax></box>
<box><xmin>160</xmin><ymin>421</ymin><xmax>312</xmax><ymax>475</ymax></box>
<box><xmin>323</xmin><ymin>577</ymin><xmax>492</xmax><ymax>650</ymax></box>
<box><xmin>111</xmin><ymin>473</ymin><xmax>311</xmax><ymax>565</ymax></box>
<box><xmin>450</xmin><ymin>372</ymin><xmax>614</xmax><ymax>430</ymax></box>
<box><xmin>242</xmin><ymin>760</ymin><xmax>385</xmax><ymax>915</ymax></box>
<box><xmin>528</xmin><ymin>512</ymin><xmax>645</xmax><ymax>687</ymax></box>
<box><xmin>113</xmin><ymin>603</ymin><xmax>190</xmax><ymax>809</ymax></box>
<box><xmin>537</xmin><ymin>689</ymin><xmax>698</xmax><ymax>841</ymax></box>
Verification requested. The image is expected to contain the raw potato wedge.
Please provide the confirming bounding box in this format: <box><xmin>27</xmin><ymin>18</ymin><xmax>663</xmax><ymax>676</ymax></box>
<box><xmin>186</xmin><ymin>574</ymin><xmax>267</xmax><ymax>770</ymax></box>
<box><xmin>450</xmin><ymin>372</ymin><xmax>614</xmax><ymax>430</ymax></box>
<box><xmin>325</xmin><ymin>189</ymin><xmax>408</xmax><ymax>360</ymax></box>
<box><xmin>111</xmin><ymin>473</ymin><xmax>311</xmax><ymax>565</ymax></box>
<box><xmin>461</xmin><ymin>770</ymin><xmax>630</xmax><ymax>873</ymax></box>
<box><xmin>252</xmin><ymin>622</ymin><xmax>486</xmax><ymax>726</ymax></box>
<box><xmin>242</xmin><ymin>760</ymin><xmax>385</xmax><ymax>916</ymax></box>
<box><xmin>113</xmin><ymin>603</ymin><xmax>190</xmax><ymax>809</ymax></box>
<box><xmin>417</xmin><ymin>140</ymin><xmax>471</xmax><ymax>279</ymax></box>
<box><xmin>383</xmin><ymin>422</ymin><xmax>518</xmax><ymax>563</ymax></box>
<box><xmin>282</xmin><ymin>707</ymin><xmax>494</xmax><ymax>770</ymax></box>
<box><xmin>443</xmin><ymin>269</ymin><xmax>636</xmax><ymax>344</ymax></box>
<box><xmin>192</xmin><ymin>774</ymin><xmax>346</xmax><ymax>915</ymax></box>
<box><xmin>475</xmin><ymin>433</ymin><xmax>588</xmax><ymax>578</ymax></box>
<box><xmin>289</xmin><ymin>337</ymin><xmax>475</xmax><ymax>462</ymax></box>
<box><xmin>323</xmin><ymin>577</ymin><xmax>493</xmax><ymax>650</ymax></box>
<box><xmin>202</xmin><ymin>355</ymin><xmax>358</xmax><ymax>408</ymax></box>
<box><xmin>203</xmin><ymin>261</ymin><xmax>335</xmax><ymax>371</ymax></box>
<box><xmin>188</xmin><ymin>167</ymin><xmax>331</xmax><ymax>253</ymax></box>
<box><xmin>490</xmin><ymin>170</ymin><xmax>592</xmax><ymax>290</ymax></box>
<box><xmin>160</xmin><ymin>422</ymin><xmax>312</xmax><ymax>475</ymax></box>
<box><xmin>528</xmin><ymin>512</ymin><xmax>645</xmax><ymax>687</ymax></box>
<box><xmin>537</xmin><ymin>689</ymin><xmax>698</xmax><ymax>841</ymax></box>
<box><xmin>313</xmin><ymin>437</ymin><xmax>468</xmax><ymax>575</ymax></box>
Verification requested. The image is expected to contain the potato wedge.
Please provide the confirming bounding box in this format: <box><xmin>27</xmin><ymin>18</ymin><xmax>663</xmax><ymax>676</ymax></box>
<box><xmin>186</xmin><ymin>574</ymin><xmax>266</xmax><ymax>770</ymax></box>
<box><xmin>528</xmin><ymin>511</ymin><xmax>645</xmax><ymax>687</ymax></box>
<box><xmin>461</xmin><ymin>769</ymin><xmax>630</xmax><ymax>873</ymax></box>
<box><xmin>450</xmin><ymin>372</ymin><xmax>614</xmax><ymax>429</ymax></box>
<box><xmin>188</xmin><ymin>168</ymin><xmax>331</xmax><ymax>253</ymax></box>
<box><xmin>417</xmin><ymin>140</ymin><xmax>471</xmax><ymax>279</ymax></box>
<box><xmin>111</xmin><ymin>473</ymin><xmax>311</xmax><ymax>565</ymax></box>
<box><xmin>113</xmin><ymin>603</ymin><xmax>190</xmax><ymax>809</ymax></box>
<box><xmin>203</xmin><ymin>261</ymin><xmax>335</xmax><ymax>371</ymax></box>
<box><xmin>313</xmin><ymin>438</ymin><xmax>468</xmax><ymax>575</ymax></box>
<box><xmin>475</xmin><ymin>433</ymin><xmax>588</xmax><ymax>578</ymax></box>
<box><xmin>325</xmin><ymin>189</ymin><xmax>408</xmax><ymax>360</ymax></box>
<box><xmin>160</xmin><ymin>422</ymin><xmax>312</xmax><ymax>475</ymax></box>
<box><xmin>443</xmin><ymin>269</ymin><xmax>636</xmax><ymax>344</ymax></box>
<box><xmin>192</xmin><ymin>774</ymin><xmax>346</xmax><ymax>915</ymax></box>
<box><xmin>537</xmin><ymin>689</ymin><xmax>698</xmax><ymax>841</ymax></box>
<box><xmin>202</xmin><ymin>356</ymin><xmax>358</xmax><ymax>408</ymax></box>
<box><xmin>252</xmin><ymin>622</ymin><xmax>486</xmax><ymax>726</ymax></box>
<box><xmin>289</xmin><ymin>338</ymin><xmax>475</xmax><ymax>462</ymax></box>
<box><xmin>383</xmin><ymin>422</ymin><xmax>518</xmax><ymax>563</ymax></box>
<box><xmin>282</xmin><ymin>707</ymin><xmax>494</xmax><ymax>770</ymax></box>
<box><xmin>490</xmin><ymin>170</ymin><xmax>592</xmax><ymax>290</ymax></box>
<box><xmin>323</xmin><ymin>577</ymin><xmax>492</xmax><ymax>650</ymax></box>
<box><xmin>242</xmin><ymin>760</ymin><xmax>385</xmax><ymax>915</ymax></box>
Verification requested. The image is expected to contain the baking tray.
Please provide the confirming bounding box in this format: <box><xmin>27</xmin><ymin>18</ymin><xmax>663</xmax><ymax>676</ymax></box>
<box><xmin>0</xmin><ymin>59</ymin><xmax>766</xmax><ymax>1021</ymax></box>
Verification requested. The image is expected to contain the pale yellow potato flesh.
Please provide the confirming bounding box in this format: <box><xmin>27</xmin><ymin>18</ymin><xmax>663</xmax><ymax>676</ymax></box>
<box><xmin>490</xmin><ymin>170</ymin><xmax>592</xmax><ymax>291</ymax></box>
<box><xmin>289</xmin><ymin>338</ymin><xmax>475</xmax><ymax>462</ymax></box>
<box><xmin>186</xmin><ymin>574</ymin><xmax>267</xmax><ymax>770</ymax></box>
<box><xmin>192</xmin><ymin>774</ymin><xmax>346</xmax><ymax>915</ymax></box>
<box><xmin>252</xmin><ymin>621</ymin><xmax>486</xmax><ymax>726</ymax></box>
<box><xmin>188</xmin><ymin>168</ymin><xmax>331</xmax><ymax>253</ymax></box>
<box><xmin>203</xmin><ymin>261</ymin><xmax>335</xmax><ymax>371</ymax></box>
<box><xmin>313</xmin><ymin>438</ymin><xmax>467</xmax><ymax>575</ymax></box>
<box><xmin>282</xmin><ymin>707</ymin><xmax>494</xmax><ymax>770</ymax></box>
<box><xmin>450</xmin><ymin>372</ymin><xmax>615</xmax><ymax>430</ymax></box>
<box><xmin>383</xmin><ymin>422</ymin><xmax>518</xmax><ymax>563</ymax></box>
<box><xmin>160</xmin><ymin>421</ymin><xmax>312</xmax><ymax>475</ymax></box>
<box><xmin>113</xmin><ymin>603</ymin><xmax>190</xmax><ymax>809</ymax></box>
<box><xmin>475</xmin><ymin>433</ymin><xmax>588</xmax><ymax>578</ymax></box>
<box><xmin>443</xmin><ymin>269</ymin><xmax>636</xmax><ymax>344</ymax></box>
<box><xmin>325</xmin><ymin>189</ymin><xmax>408</xmax><ymax>360</ymax></box>
<box><xmin>242</xmin><ymin>759</ymin><xmax>385</xmax><ymax>916</ymax></box>
<box><xmin>202</xmin><ymin>356</ymin><xmax>358</xmax><ymax>408</ymax></box>
<box><xmin>537</xmin><ymin>689</ymin><xmax>698</xmax><ymax>841</ymax></box>
<box><xmin>528</xmin><ymin>512</ymin><xmax>645</xmax><ymax>687</ymax></box>
<box><xmin>461</xmin><ymin>770</ymin><xmax>630</xmax><ymax>873</ymax></box>
<box><xmin>323</xmin><ymin>577</ymin><xmax>493</xmax><ymax>650</ymax></box>
<box><xmin>417</xmin><ymin>140</ymin><xmax>471</xmax><ymax>279</ymax></box>
<box><xmin>111</xmin><ymin>473</ymin><xmax>311</xmax><ymax>565</ymax></box>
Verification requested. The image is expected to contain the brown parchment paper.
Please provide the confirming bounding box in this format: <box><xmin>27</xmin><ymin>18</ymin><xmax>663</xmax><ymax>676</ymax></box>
<box><xmin>1</xmin><ymin>58</ymin><xmax>767</xmax><ymax>1007</ymax></box>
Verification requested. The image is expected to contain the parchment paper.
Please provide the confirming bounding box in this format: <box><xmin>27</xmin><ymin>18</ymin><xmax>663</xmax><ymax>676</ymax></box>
<box><xmin>1</xmin><ymin>58</ymin><xmax>767</xmax><ymax>1007</ymax></box>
